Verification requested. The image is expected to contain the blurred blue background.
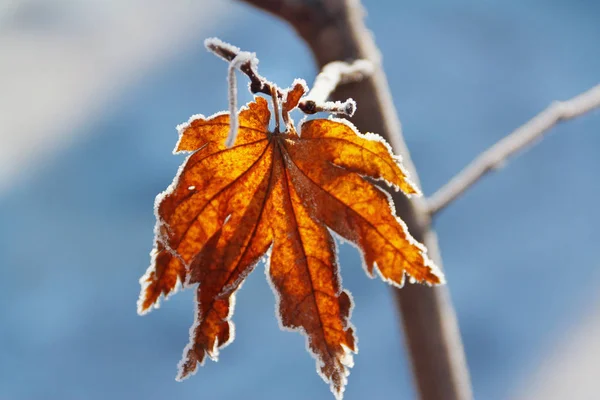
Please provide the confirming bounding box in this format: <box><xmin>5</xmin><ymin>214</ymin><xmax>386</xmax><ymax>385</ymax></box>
<box><xmin>1</xmin><ymin>1</ymin><xmax>599</xmax><ymax>399</ymax></box>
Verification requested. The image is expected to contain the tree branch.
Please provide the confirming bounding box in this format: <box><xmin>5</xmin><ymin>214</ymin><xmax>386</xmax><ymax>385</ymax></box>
<box><xmin>426</xmin><ymin>84</ymin><xmax>600</xmax><ymax>216</ymax></box>
<box><xmin>238</xmin><ymin>1</ymin><xmax>473</xmax><ymax>399</ymax></box>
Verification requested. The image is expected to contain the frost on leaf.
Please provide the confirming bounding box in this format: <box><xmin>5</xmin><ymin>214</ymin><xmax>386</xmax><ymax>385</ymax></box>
<box><xmin>138</xmin><ymin>86</ymin><xmax>443</xmax><ymax>399</ymax></box>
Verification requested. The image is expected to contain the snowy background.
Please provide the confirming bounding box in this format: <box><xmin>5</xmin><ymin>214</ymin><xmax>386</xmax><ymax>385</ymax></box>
<box><xmin>1</xmin><ymin>1</ymin><xmax>599</xmax><ymax>399</ymax></box>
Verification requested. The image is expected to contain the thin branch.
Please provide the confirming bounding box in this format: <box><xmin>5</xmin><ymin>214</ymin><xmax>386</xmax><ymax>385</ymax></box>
<box><xmin>299</xmin><ymin>60</ymin><xmax>373</xmax><ymax>116</ymax></box>
<box><xmin>426</xmin><ymin>84</ymin><xmax>600</xmax><ymax>216</ymax></box>
<box><xmin>304</xmin><ymin>60</ymin><xmax>373</xmax><ymax>103</ymax></box>
<box><xmin>206</xmin><ymin>37</ymin><xmax>364</xmax><ymax>119</ymax></box>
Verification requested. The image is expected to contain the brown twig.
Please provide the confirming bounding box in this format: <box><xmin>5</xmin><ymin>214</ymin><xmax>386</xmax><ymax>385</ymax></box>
<box><xmin>238</xmin><ymin>1</ymin><xmax>473</xmax><ymax>399</ymax></box>
<box><xmin>270</xmin><ymin>85</ymin><xmax>281</xmax><ymax>132</ymax></box>
<box><xmin>426</xmin><ymin>84</ymin><xmax>600</xmax><ymax>216</ymax></box>
<box><xmin>206</xmin><ymin>37</ymin><xmax>362</xmax><ymax>119</ymax></box>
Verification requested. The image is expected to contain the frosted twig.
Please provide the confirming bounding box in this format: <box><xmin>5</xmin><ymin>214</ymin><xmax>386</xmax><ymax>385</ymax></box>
<box><xmin>205</xmin><ymin>37</ymin><xmax>274</xmax><ymax>97</ymax></box>
<box><xmin>426</xmin><ymin>83</ymin><xmax>600</xmax><ymax>216</ymax></box>
<box><xmin>299</xmin><ymin>60</ymin><xmax>373</xmax><ymax>117</ymax></box>
<box><xmin>205</xmin><ymin>38</ymin><xmax>267</xmax><ymax>147</ymax></box>
<box><xmin>226</xmin><ymin>52</ymin><xmax>255</xmax><ymax>147</ymax></box>
<box><xmin>226</xmin><ymin>56</ymin><xmax>239</xmax><ymax>148</ymax></box>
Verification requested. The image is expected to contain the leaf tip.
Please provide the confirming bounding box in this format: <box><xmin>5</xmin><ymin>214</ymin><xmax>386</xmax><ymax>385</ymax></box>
<box><xmin>173</xmin><ymin>113</ymin><xmax>206</xmax><ymax>154</ymax></box>
<box><xmin>176</xmin><ymin>326</ymin><xmax>206</xmax><ymax>382</ymax></box>
<box><xmin>175</xmin><ymin>350</ymin><xmax>202</xmax><ymax>382</ymax></box>
<box><xmin>136</xmin><ymin>288</ymin><xmax>159</xmax><ymax>316</ymax></box>
<box><xmin>427</xmin><ymin>264</ymin><xmax>446</xmax><ymax>286</ymax></box>
<box><xmin>136</xmin><ymin>267</ymin><xmax>159</xmax><ymax>316</ymax></box>
<box><xmin>291</xmin><ymin>77</ymin><xmax>309</xmax><ymax>93</ymax></box>
<box><xmin>398</xmin><ymin>173</ymin><xmax>422</xmax><ymax>197</ymax></box>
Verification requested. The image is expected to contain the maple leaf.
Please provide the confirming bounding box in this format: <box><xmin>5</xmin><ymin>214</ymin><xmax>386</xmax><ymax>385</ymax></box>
<box><xmin>137</xmin><ymin>81</ymin><xmax>443</xmax><ymax>399</ymax></box>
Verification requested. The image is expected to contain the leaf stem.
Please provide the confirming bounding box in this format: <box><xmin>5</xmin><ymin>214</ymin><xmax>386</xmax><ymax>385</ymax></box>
<box><xmin>271</xmin><ymin>86</ymin><xmax>282</xmax><ymax>133</ymax></box>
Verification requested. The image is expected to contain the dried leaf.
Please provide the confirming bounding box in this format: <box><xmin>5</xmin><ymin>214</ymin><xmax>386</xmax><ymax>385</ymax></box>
<box><xmin>138</xmin><ymin>94</ymin><xmax>443</xmax><ymax>399</ymax></box>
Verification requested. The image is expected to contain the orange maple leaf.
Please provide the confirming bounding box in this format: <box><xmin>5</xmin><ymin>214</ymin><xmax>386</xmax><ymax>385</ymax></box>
<box><xmin>137</xmin><ymin>81</ymin><xmax>443</xmax><ymax>399</ymax></box>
